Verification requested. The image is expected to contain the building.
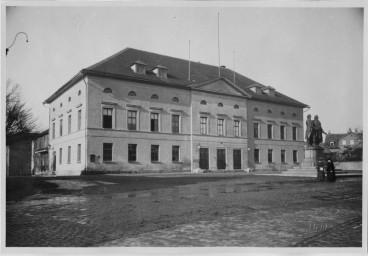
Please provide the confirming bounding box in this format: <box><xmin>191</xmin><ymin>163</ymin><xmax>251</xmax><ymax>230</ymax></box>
<box><xmin>44</xmin><ymin>48</ymin><xmax>308</xmax><ymax>176</ymax></box>
<box><xmin>32</xmin><ymin>130</ymin><xmax>50</xmax><ymax>175</ymax></box>
<box><xmin>338</xmin><ymin>132</ymin><xmax>363</xmax><ymax>150</ymax></box>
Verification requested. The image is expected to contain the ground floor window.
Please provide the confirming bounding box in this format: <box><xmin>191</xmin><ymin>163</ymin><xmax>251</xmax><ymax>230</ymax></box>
<box><xmin>293</xmin><ymin>150</ymin><xmax>298</xmax><ymax>163</ymax></box>
<box><xmin>151</xmin><ymin>145</ymin><xmax>159</xmax><ymax>162</ymax></box>
<box><xmin>77</xmin><ymin>144</ymin><xmax>81</xmax><ymax>163</ymax></box>
<box><xmin>128</xmin><ymin>144</ymin><xmax>137</xmax><ymax>162</ymax></box>
<box><xmin>254</xmin><ymin>149</ymin><xmax>260</xmax><ymax>163</ymax></box>
<box><xmin>268</xmin><ymin>149</ymin><xmax>273</xmax><ymax>163</ymax></box>
<box><xmin>281</xmin><ymin>150</ymin><xmax>286</xmax><ymax>163</ymax></box>
<box><xmin>103</xmin><ymin>143</ymin><xmax>113</xmax><ymax>162</ymax></box>
<box><xmin>172</xmin><ymin>146</ymin><xmax>180</xmax><ymax>162</ymax></box>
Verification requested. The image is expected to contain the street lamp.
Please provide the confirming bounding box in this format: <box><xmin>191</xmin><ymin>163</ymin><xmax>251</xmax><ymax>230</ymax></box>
<box><xmin>6</xmin><ymin>32</ymin><xmax>29</xmax><ymax>56</ymax></box>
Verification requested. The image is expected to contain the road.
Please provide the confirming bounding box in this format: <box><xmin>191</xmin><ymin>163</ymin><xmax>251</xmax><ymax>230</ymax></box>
<box><xmin>6</xmin><ymin>174</ymin><xmax>362</xmax><ymax>247</ymax></box>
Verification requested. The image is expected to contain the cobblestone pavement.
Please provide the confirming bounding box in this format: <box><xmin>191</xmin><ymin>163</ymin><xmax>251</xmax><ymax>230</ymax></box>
<box><xmin>6</xmin><ymin>175</ymin><xmax>362</xmax><ymax>247</ymax></box>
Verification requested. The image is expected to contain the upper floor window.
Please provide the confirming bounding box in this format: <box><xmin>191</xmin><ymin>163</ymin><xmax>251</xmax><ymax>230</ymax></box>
<box><xmin>128</xmin><ymin>110</ymin><xmax>137</xmax><ymax>131</ymax></box>
<box><xmin>53</xmin><ymin>108</ymin><xmax>55</xmax><ymax>112</ymax></box>
<box><xmin>267</xmin><ymin>124</ymin><xmax>273</xmax><ymax>139</ymax></box>
<box><xmin>172</xmin><ymin>97</ymin><xmax>179</xmax><ymax>102</ymax></box>
<box><xmin>254</xmin><ymin>123</ymin><xmax>260</xmax><ymax>138</ymax></box>
<box><xmin>128</xmin><ymin>91</ymin><xmax>136</xmax><ymax>97</ymax></box>
<box><xmin>218</xmin><ymin>103</ymin><xmax>223</xmax><ymax>107</ymax></box>
<box><xmin>150</xmin><ymin>113</ymin><xmax>159</xmax><ymax>132</ymax></box>
<box><xmin>234</xmin><ymin>120</ymin><xmax>240</xmax><ymax>137</ymax></box>
<box><xmin>280</xmin><ymin>125</ymin><xmax>285</xmax><ymax>140</ymax></box>
<box><xmin>267</xmin><ymin>110</ymin><xmax>272</xmax><ymax>114</ymax></box>
<box><xmin>103</xmin><ymin>88</ymin><xmax>112</xmax><ymax>93</ymax></box>
<box><xmin>292</xmin><ymin>113</ymin><xmax>297</xmax><ymax>118</ymax></box>
<box><xmin>292</xmin><ymin>126</ymin><xmax>298</xmax><ymax>140</ymax></box>
<box><xmin>68</xmin><ymin>97</ymin><xmax>71</xmax><ymax>102</ymax></box>
<box><xmin>52</xmin><ymin>122</ymin><xmax>55</xmax><ymax>139</ymax></box>
<box><xmin>60</xmin><ymin>103</ymin><xmax>63</xmax><ymax>108</ymax></box>
<box><xmin>200</xmin><ymin>100</ymin><xmax>207</xmax><ymax>105</ymax></box>
<box><xmin>172</xmin><ymin>115</ymin><xmax>180</xmax><ymax>133</ymax></box>
<box><xmin>78</xmin><ymin>90</ymin><xmax>81</xmax><ymax>96</ymax></box>
<box><xmin>102</xmin><ymin>108</ymin><xmax>113</xmax><ymax>129</ymax></box>
<box><xmin>234</xmin><ymin>105</ymin><xmax>239</xmax><ymax>109</ymax></box>
<box><xmin>217</xmin><ymin>119</ymin><xmax>224</xmax><ymax>136</ymax></box>
<box><xmin>151</xmin><ymin>94</ymin><xmax>159</xmax><ymax>100</ymax></box>
<box><xmin>59</xmin><ymin>119</ymin><xmax>63</xmax><ymax>136</ymax></box>
<box><xmin>253</xmin><ymin>107</ymin><xmax>258</xmax><ymax>112</ymax></box>
<box><xmin>77</xmin><ymin>110</ymin><xmax>82</xmax><ymax>130</ymax></box>
<box><xmin>68</xmin><ymin>115</ymin><xmax>72</xmax><ymax>134</ymax></box>
<box><xmin>200</xmin><ymin>117</ymin><xmax>208</xmax><ymax>135</ymax></box>
<box><xmin>281</xmin><ymin>111</ymin><xmax>285</xmax><ymax>116</ymax></box>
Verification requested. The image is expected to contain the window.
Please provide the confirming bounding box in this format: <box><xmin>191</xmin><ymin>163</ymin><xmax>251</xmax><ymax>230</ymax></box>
<box><xmin>67</xmin><ymin>146</ymin><xmax>71</xmax><ymax>164</ymax></box>
<box><xmin>200</xmin><ymin>100</ymin><xmax>207</xmax><ymax>105</ymax></box>
<box><xmin>217</xmin><ymin>119</ymin><xmax>224</xmax><ymax>136</ymax></box>
<box><xmin>281</xmin><ymin>150</ymin><xmax>286</xmax><ymax>163</ymax></box>
<box><xmin>78</xmin><ymin>110</ymin><xmax>81</xmax><ymax>130</ymax></box>
<box><xmin>280</xmin><ymin>126</ymin><xmax>285</xmax><ymax>140</ymax></box>
<box><xmin>78</xmin><ymin>90</ymin><xmax>81</xmax><ymax>96</ymax></box>
<box><xmin>292</xmin><ymin>113</ymin><xmax>297</xmax><ymax>118</ymax></box>
<box><xmin>68</xmin><ymin>97</ymin><xmax>71</xmax><ymax>102</ymax></box>
<box><xmin>172</xmin><ymin>115</ymin><xmax>180</xmax><ymax>133</ymax></box>
<box><xmin>53</xmin><ymin>108</ymin><xmax>55</xmax><ymax>112</ymax></box>
<box><xmin>254</xmin><ymin>123</ymin><xmax>259</xmax><ymax>138</ymax></box>
<box><xmin>267</xmin><ymin>124</ymin><xmax>273</xmax><ymax>139</ymax></box>
<box><xmin>342</xmin><ymin>140</ymin><xmax>346</xmax><ymax>145</ymax></box>
<box><xmin>172</xmin><ymin>97</ymin><xmax>179</xmax><ymax>102</ymax></box>
<box><xmin>330</xmin><ymin>141</ymin><xmax>335</xmax><ymax>146</ymax></box>
<box><xmin>68</xmin><ymin>115</ymin><xmax>71</xmax><ymax>134</ymax></box>
<box><xmin>103</xmin><ymin>108</ymin><xmax>113</xmax><ymax>128</ymax></box>
<box><xmin>350</xmin><ymin>140</ymin><xmax>355</xmax><ymax>145</ymax></box>
<box><xmin>218</xmin><ymin>103</ymin><xmax>223</xmax><ymax>107</ymax></box>
<box><xmin>128</xmin><ymin>91</ymin><xmax>136</xmax><ymax>97</ymax></box>
<box><xmin>292</xmin><ymin>126</ymin><xmax>297</xmax><ymax>140</ymax></box>
<box><xmin>293</xmin><ymin>150</ymin><xmax>298</xmax><ymax>163</ymax></box>
<box><xmin>151</xmin><ymin>94</ymin><xmax>159</xmax><ymax>99</ymax></box>
<box><xmin>52</xmin><ymin>122</ymin><xmax>55</xmax><ymax>139</ymax></box>
<box><xmin>253</xmin><ymin>107</ymin><xmax>258</xmax><ymax>112</ymax></box>
<box><xmin>151</xmin><ymin>145</ymin><xmax>159</xmax><ymax>162</ymax></box>
<box><xmin>128</xmin><ymin>144</ymin><xmax>137</xmax><ymax>162</ymax></box>
<box><xmin>59</xmin><ymin>148</ymin><xmax>62</xmax><ymax>164</ymax></box>
<box><xmin>77</xmin><ymin>144</ymin><xmax>81</xmax><ymax>163</ymax></box>
<box><xmin>254</xmin><ymin>149</ymin><xmax>260</xmax><ymax>163</ymax></box>
<box><xmin>90</xmin><ymin>154</ymin><xmax>95</xmax><ymax>163</ymax></box>
<box><xmin>128</xmin><ymin>110</ymin><xmax>137</xmax><ymax>130</ymax></box>
<box><xmin>172</xmin><ymin>146</ymin><xmax>180</xmax><ymax>162</ymax></box>
<box><xmin>268</xmin><ymin>149</ymin><xmax>273</xmax><ymax>163</ymax></box>
<box><xmin>200</xmin><ymin>117</ymin><xmax>208</xmax><ymax>135</ymax></box>
<box><xmin>234</xmin><ymin>104</ymin><xmax>239</xmax><ymax>109</ymax></box>
<box><xmin>103</xmin><ymin>143</ymin><xmax>113</xmax><ymax>162</ymax></box>
<box><xmin>234</xmin><ymin>120</ymin><xmax>240</xmax><ymax>137</ymax></box>
<box><xmin>60</xmin><ymin>103</ymin><xmax>63</xmax><ymax>108</ymax></box>
<box><xmin>59</xmin><ymin>119</ymin><xmax>63</xmax><ymax>136</ymax></box>
<box><xmin>281</xmin><ymin>111</ymin><xmax>285</xmax><ymax>116</ymax></box>
<box><xmin>103</xmin><ymin>88</ymin><xmax>112</xmax><ymax>93</ymax></box>
<box><xmin>150</xmin><ymin>113</ymin><xmax>159</xmax><ymax>132</ymax></box>
<box><xmin>267</xmin><ymin>110</ymin><xmax>272</xmax><ymax>114</ymax></box>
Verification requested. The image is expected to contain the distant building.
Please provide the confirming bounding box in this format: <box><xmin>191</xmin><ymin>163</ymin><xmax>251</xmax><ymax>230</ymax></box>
<box><xmin>44</xmin><ymin>48</ymin><xmax>308</xmax><ymax>176</ymax></box>
<box><xmin>32</xmin><ymin>130</ymin><xmax>50</xmax><ymax>175</ymax></box>
<box><xmin>338</xmin><ymin>132</ymin><xmax>363</xmax><ymax>150</ymax></box>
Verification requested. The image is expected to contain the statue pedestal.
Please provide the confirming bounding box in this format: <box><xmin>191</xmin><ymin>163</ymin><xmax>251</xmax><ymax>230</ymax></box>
<box><xmin>301</xmin><ymin>147</ymin><xmax>324</xmax><ymax>168</ymax></box>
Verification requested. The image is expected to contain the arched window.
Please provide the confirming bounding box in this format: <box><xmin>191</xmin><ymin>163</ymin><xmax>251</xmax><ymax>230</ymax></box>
<box><xmin>151</xmin><ymin>94</ymin><xmax>159</xmax><ymax>99</ymax></box>
<box><xmin>128</xmin><ymin>91</ymin><xmax>136</xmax><ymax>97</ymax></box>
<box><xmin>172</xmin><ymin>97</ymin><xmax>179</xmax><ymax>102</ymax></box>
<box><xmin>68</xmin><ymin>97</ymin><xmax>71</xmax><ymax>102</ymax></box>
<box><xmin>253</xmin><ymin>107</ymin><xmax>258</xmax><ymax>112</ymax></box>
<box><xmin>200</xmin><ymin>100</ymin><xmax>207</xmax><ymax>105</ymax></box>
<box><xmin>281</xmin><ymin>111</ymin><xmax>285</xmax><ymax>116</ymax></box>
<box><xmin>267</xmin><ymin>110</ymin><xmax>272</xmax><ymax>114</ymax></box>
<box><xmin>234</xmin><ymin>104</ymin><xmax>239</xmax><ymax>109</ymax></box>
<box><xmin>60</xmin><ymin>103</ymin><xmax>63</xmax><ymax>108</ymax></box>
<box><xmin>292</xmin><ymin>113</ymin><xmax>297</xmax><ymax>118</ymax></box>
<box><xmin>78</xmin><ymin>90</ymin><xmax>81</xmax><ymax>96</ymax></box>
<box><xmin>218</xmin><ymin>103</ymin><xmax>223</xmax><ymax>107</ymax></box>
<box><xmin>103</xmin><ymin>88</ymin><xmax>112</xmax><ymax>93</ymax></box>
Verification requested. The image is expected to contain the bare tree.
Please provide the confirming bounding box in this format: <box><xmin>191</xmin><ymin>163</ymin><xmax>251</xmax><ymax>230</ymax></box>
<box><xmin>6</xmin><ymin>79</ymin><xmax>39</xmax><ymax>136</ymax></box>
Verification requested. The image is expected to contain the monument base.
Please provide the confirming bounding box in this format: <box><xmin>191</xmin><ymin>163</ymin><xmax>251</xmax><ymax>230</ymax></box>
<box><xmin>301</xmin><ymin>147</ymin><xmax>324</xmax><ymax>168</ymax></box>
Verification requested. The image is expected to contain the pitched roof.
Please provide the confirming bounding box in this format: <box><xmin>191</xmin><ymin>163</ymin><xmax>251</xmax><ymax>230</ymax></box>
<box><xmin>45</xmin><ymin>47</ymin><xmax>308</xmax><ymax>107</ymax></box>
<box><xmin>325</xmin><ymin>133</ymin><xmax>346</xmax><ymax>145</ymax></box>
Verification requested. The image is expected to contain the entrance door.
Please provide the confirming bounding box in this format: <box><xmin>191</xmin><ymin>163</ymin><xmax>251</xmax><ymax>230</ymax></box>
<box><xmin>233</xmin><ymin>149</ymin><xmax>242</xmax><ymax>169</ymax></box>
<box><xmin>199</xmin><ymin>148</ymin><xmax>209</xmax><ymax>169</ymax></box>
<box><xmin>217</xmin><ymin>149</ymin><xmax>226</xmax><ymax>169</ymax></box>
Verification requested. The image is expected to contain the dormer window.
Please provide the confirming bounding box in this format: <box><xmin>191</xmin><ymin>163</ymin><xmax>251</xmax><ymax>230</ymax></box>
<box><xmin>263</xmin><ymin>86</ymin><xmax>276</xmax><ymax>97</ymax></box>
<box><xmin>130</xmin><ymin>60</ymin><xmax>147</xmax><ymax>75</ymax></box>
<box><xmin>249</xmin><ymin>84</ymin><xmax>262</xmax><ymax>95</ymax></box>
<box><xmin>103</xmin><ymin>88</ymin><xmax>112</xmax><ymax>94</ymax></box>
<box><xmin>153</xmin><ymin>65</ymin><xmax>168</xmax><ymax>78</ymax></box>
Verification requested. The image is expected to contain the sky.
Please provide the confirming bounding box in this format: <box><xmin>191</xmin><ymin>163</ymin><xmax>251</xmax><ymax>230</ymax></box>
<box><xmin>5</xmin><ymin>3</ymin><xmax>364</xmax><ymax>134</ymax></box>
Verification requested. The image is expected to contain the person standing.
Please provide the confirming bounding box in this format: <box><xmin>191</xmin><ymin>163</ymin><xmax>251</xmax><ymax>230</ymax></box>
<box><xmin>316</xmin><ymin>159</ymin><xmax>325</xmax><ymax>181</ymax></box>
<box><xmin>326</xmin><ymin>158</ymin><xmax>336</xmax><ymax>182</ymax></box>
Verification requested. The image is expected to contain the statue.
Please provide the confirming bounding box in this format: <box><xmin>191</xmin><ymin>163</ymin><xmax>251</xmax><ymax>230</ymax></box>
<box><xmin>305</xmin><ymin>114</ymin><xmax>314</xmax><ymax>147</ymax></box>
<box><xmin>312</xmin><ymin>115</ymin><xmax>326</xmax><ymax>147</ymax></box>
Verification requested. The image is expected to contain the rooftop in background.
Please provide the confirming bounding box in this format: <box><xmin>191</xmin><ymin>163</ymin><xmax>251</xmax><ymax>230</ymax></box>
<box><xmin>45</xmin><ymin>47</ymin><xmax>309</xmax><ymax>108</ymax></box>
